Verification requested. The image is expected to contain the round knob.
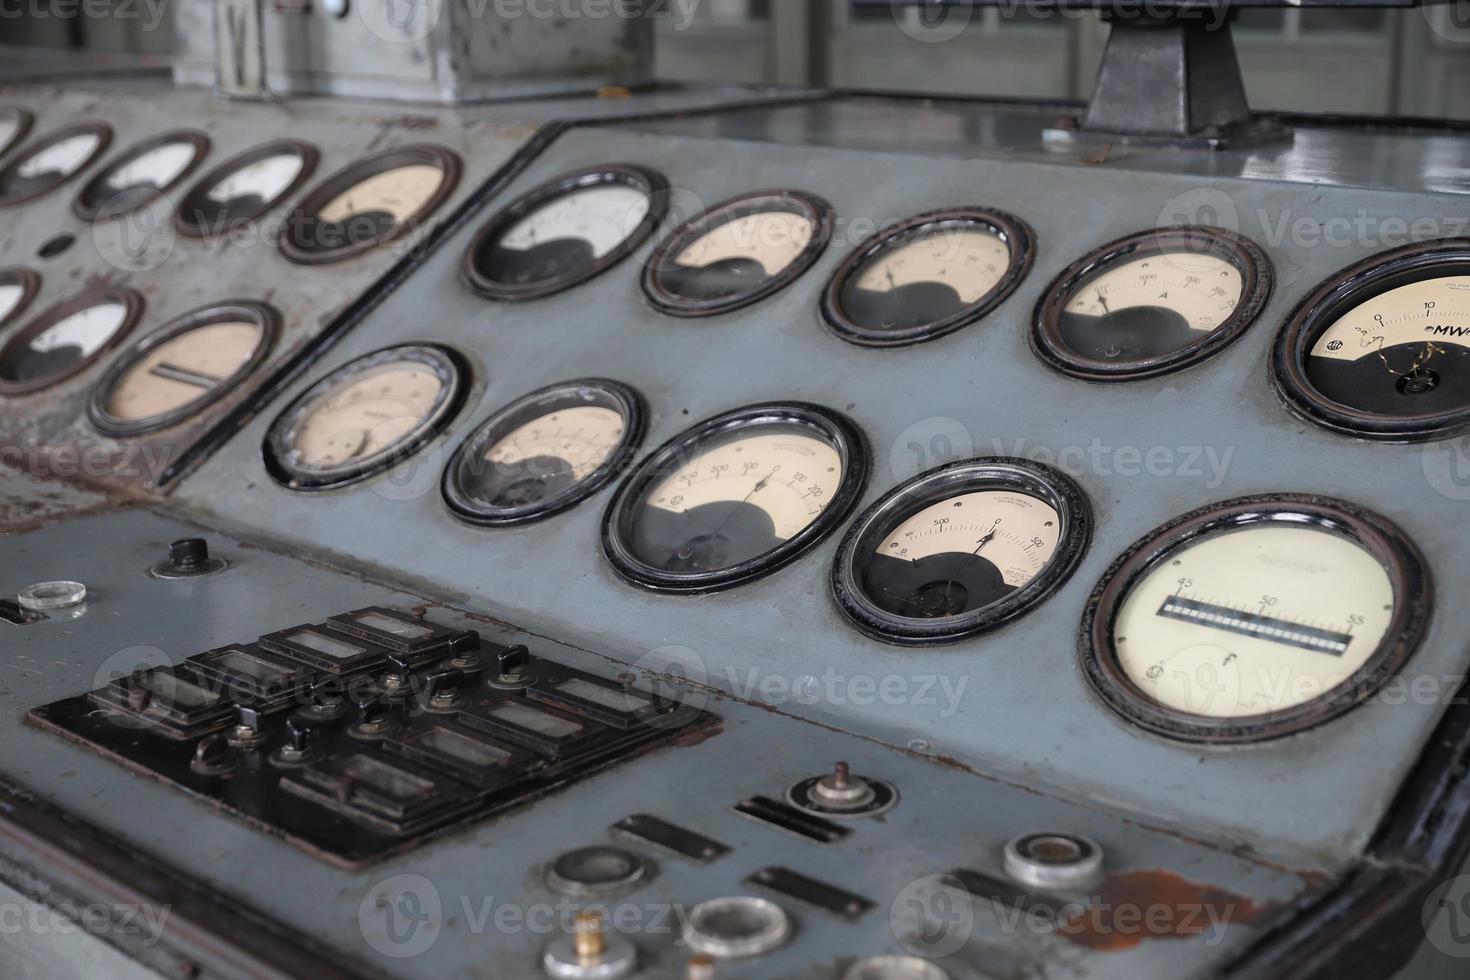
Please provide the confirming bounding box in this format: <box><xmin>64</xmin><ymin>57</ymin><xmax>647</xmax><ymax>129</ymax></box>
<box><xmin>192</xmin><ymin>734</ymin><xmax>235</xmax><ymax>774</ymax></box>
<box><xmin>170</xmin><ymin>538</ymin><xmax>210</xmax><ymax>569</ymax></box>
<box><xmin>498</xmin><ymin>644</ymin><xmax>530</xmax><ymax>678</ymax></box>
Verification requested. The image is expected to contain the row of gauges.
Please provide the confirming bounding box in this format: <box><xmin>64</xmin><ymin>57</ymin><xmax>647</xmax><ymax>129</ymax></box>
<box><xmin>0</xmin><ymin>107</ymin><xmax>459</xmax><ymax>263</ymax></box>
<box><xmin>261</xmin><ymin>350</ymin><xmax>1432</xmax><ymax>746</ymax></box>
<box><xmin>455</xmin><ymin>161</ymin><xmax>1470</xmax><ymax>443</ymax></box>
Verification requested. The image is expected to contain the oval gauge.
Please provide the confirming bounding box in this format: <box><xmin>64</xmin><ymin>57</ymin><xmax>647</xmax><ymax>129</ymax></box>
<box><xmin>443</xmin><ymin>378</ymin><xmax>645</xmax><ymax>527</ymax></box>
<box><xmin>642</xmin><ymin>189</ymin><xmax>834</xmax><ymax>317</ymax></box>
<box><xmin>832</xmin><ymin>458</ymin><xmax>1091</xmax><ymax>645</ymax></box>
<box><xmin>1032</xmin><ymin>226</ymin><xmax>1272</xmax><ymax>381</ymax></box>
<box><xmin>0</xmin><ymin>122</ymin><xmax>112</xmax><ymax>208</ymax></box>
<box><xmin>174</xmin><ymin>139</ymin><xmax>319</xmax><ymax>239</ymax></box>
<box><xmin>73</xmin><ymin>129</ymin><xmax>210</xmax><ymax>222</ymax></box>
<box><xmin>280</xmin><ymin>145</ymin><xmax>462</xmax><ymax>265</ymax></box>
<box><xmin>264</xmin><ymin>344</ymin><xmax>467</xmax><ymax>491</ymax></box>
<box><xmin>463</xmin><ymin>164</ymin><xmax>669</xmax><ymax>302</ymax></box>
<box><xmin>1081</xmin><ymin>494</ymin><xmax>1430</xmax><ymax>743</ymax></box>
<box><xmin>0</xmin><ymin>108</ymin><xmax>34</xmax><ymax>159</ymax></box>
<box><xmin>0</xmin><ymin>268</ymin><xmax>40</xmax><ymax>329</ymax></box>
<box><xmin>0</xmin><ymin>286</ymin><xmax>143</xmax><ymax>395</ymax></box>
<box><xmin>88</xmin><ymin>301</ymin><xmax>278</xmax><ymax>437</ymax></box>
<box><xmin>602</xmin><ymin>402</ymin><xmax>869</xmax><ymax>593</ymax></box>
<box><xmin>1273</xmin><ymin>239</ymin><xmax>1470</xmax><ymax>441</ymax></box>
<box><xmin>820</xmin><ymin>207</ymin><xmax>1034</xmax><ymax>347</ymax></box>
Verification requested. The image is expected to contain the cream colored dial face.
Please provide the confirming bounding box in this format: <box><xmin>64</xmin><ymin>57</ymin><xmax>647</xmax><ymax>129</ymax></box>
<box><xmin>207</xmin><ymin>153</ymin><xmax>305</xmax><ymax>204</ymax></box>
<box><xmin>1310</xmin><ymin>276</ymin><xmax>1470</xmax><ymax>359</ymax></box>
<box><xmin>1065</xmin><ymin>252</ymin><xmax>1243</xmax><ymax>332</ymax></box>
<box><xmin>674</xmin><ymin>211</ymin><xmax>814</xmax><ymax>275</ymax></box>
<box><xmin>107</xmin><ymin>141</ymin><xmax>198</xmax><ymax>190</ymax></box>
<box><xmin>485</xmin><ymin>405</ymin><xmax>625</xmax><ymax>483</ymax></box>
<box><xmin>32</xmin><ymin>302</ymin><xmax>128</xmax><ymax>356</ymax></box>
<box><xmin>18</xmin><ymin>132</ymin><xmax>100</xmax><ymax>178</ymax></box>
<box><xmin>855</xmin><ymin>227</ymin><xmax>1010</xmax><ymax>303</ymax></box>
<box><xmin>499</xmin><ymin>185</ymin><xmax>650</xmax><ymax>259</ymax></box>
<box><xmin>1113</xmin><ymin>525</ymin><xmax>1395</xmax><ymax>720</ymax></box>
<box><xmin>0</xmin><ymin>283</ymin><xmax>23</xmax><ymax>323</ymax></box>
<box><xmin>317</xmin><ymin>165</ymin><xmax>445</xmax><ymax>223</ymax></box>
<box><xmin>106</xmin><ymin>321</ymin><xmax>263</xmax><ymax>421</ymax></box>
<box><xmin>291</xmin><ymin>362</ymin><xmax>444</xmax><ymax>469</ymax></box>
<box><xmin>879</xmin><ymin>491</ymin><xmax>1061</xmax><ymax>589</ymax></box>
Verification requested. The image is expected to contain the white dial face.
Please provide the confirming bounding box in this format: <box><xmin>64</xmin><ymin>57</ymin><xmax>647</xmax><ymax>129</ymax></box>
<box><xmin>1113</xmin><ymin>524</ymin><xmax>1395</xmax><ymax>720</ymax></box>
<box><xmin>32</xmin><ymin>302</ymin><xmax>128</xmax><ymax>356</ymax></box>
<box><xmin>1310</xmin><ymin>275</ymin><xmax>1470</xmax><ymax>360</ymax></box>
<box><xmin>855</xmin><ymin>227</ymin><xmax>1010</xmax><ymax>303</ymax></box>
<box><xmin>106</xmin><ymin>141</ymin><xmax>198</xmax><ymax>191</ymax></box>
<box><xmin>18</xmin><ymin>132</ymin><xmax>100</xmax><ymax>179</ymax></box>
<box><xmin>1065</xmin><ymin>251</ymin><xmax>1243</xmax><ymax>333</ymax></box>
<box><xmin>291</xmin><ymin>362</ymin><xmax>444</xmax><ymax>469</ymax></box>
<box><xmin>0</xmin><ymin>283</ymin><xmax>23</xmax><ymax>323</ymax></box>
<box><xmin>674</xmin><ymin>211</ymin><xmax>814</xmax><ymax>275</ymax></box>
<box><xmin>206</xmin><ymin>153</ymin><xmax>305</xmax><ymax>204</ymax></box>
<box><xmin>485</xmin><ymin>405</ymin><xmax>625</xmax><ymax>483</ymax></box>
<box><xmin>879</xmin><ymin>491</ymin><xmax>1061</xmax><ymax>589</ymax></box>
<box><xmin>317</xmin><ymin>164</ymin><xmax>445</xmax><ymax>223</ymax></box>
<box><xmin>106</xmin><ymin>320</ymin><xmax>264</xmax><ymax>421</ymax></box>
<box><xmin>499</xmin><ymin>185</ymin><xmax>650</xmax><ymax>259</ymax></box>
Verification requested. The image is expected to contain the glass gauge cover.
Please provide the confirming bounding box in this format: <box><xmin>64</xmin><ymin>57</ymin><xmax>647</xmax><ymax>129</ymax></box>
<box><xmin>1274</xmin><ymin>239</ymin><xmax>1470</xmax><ymax>441</ymax></box>
<box><xmin>642</xmin><ymin>189</ymin><xmax>834</xmax><ymax>317</ymax></box>
<box><xmin>0</xmin><ymin>286</ymin><xmax>143</xmax><ymax>395</ymax></box>
<box><xmin>175</xmin><ymin>139</ymin><xmax>319</xmax><ymax>239</ymax></box>
<box><xmin>0</xmin><ymin>268</ymin><xmax>40</xmax><ymax>329</ymax></box>
<box><xmin>88</xmin><ymin>301</ymin><xmax>278</xmax><ymax>437</ymax></box>
<box><xmin>264</xmin><ymin>344</ymin><xmax>466</xmax><ymax>491</ymax></box>
<box><xmin>443</xmin><ymin>378</ymin><xmax>645</xmax><ymax>527</ymax></box>
<box><xmin>0</xmin><ymin>122</ymin><xmax>111</xmax><ymax>208</ymax></box>
<box><xmin>280</xmin><ymin>145</ymin><xmax>461</xmax><ymax>265</ymax></box>
<box><xmin>72</xmin><ymin>129</ymin><xmax>210</xmax><ymax>222</ymax></box>
<box><xmin>1081</xmin><ymin>494</ymin><xmax>1430</xmax><ymax>743</ymax></box>
<box><xmin>1032</xmin><ymin>226</ymin><xmax>1273</xmax><ymax>381</ymax></box>
<box><xmin>463</xmin><ymin>164</ymin><xmax>670</xmax><ymax>302</ymax></box>
<box><xmin>602</xmin><ymin>402</ymin><xmax>869</xmax><ymax>593</ymax></box>
<box><xmin>832</xmin><ymin>458</ymin><xmax>1091</xmax><ymax>645</ymax></box>
<box><xmin>821</xmin><ymin>207</ymin><xmax>1034</xmax><ymax>347</ymax></box>
<box><xmin>0</xmin><ymin>108</ymin><xmax>34</xmax><ymax>159</ymax></box>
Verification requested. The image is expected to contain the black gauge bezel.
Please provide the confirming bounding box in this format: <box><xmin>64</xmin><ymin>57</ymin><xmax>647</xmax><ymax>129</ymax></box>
<box><xmin>1272</xmin><ymin>238</ymin><xmax>1470</xmax><ymax>442</ymax></box>
<box><xmin>279</xmin><ymin>144</ymin><xmax>463</xmax><ymax>266</ymax></box>
<box><xmin>462</xmin><ymin>163</ymin><xmax>671</xmax><ymax>302</ymax></box>
<box><xmin>72</xmin><ymin>129</ymin><xmax>211</xmax><ymax>223</ymax></box>
<box><xmin>820</xmin><ymin>206</ymin><xmax>1035</xmax><ymax>348</ymax></box>
<box><xmin>601</xmin><ymin>401</ymin><xmax>869</xmax><ymax>594</ymax></box>
<box><xmin>641</xmin><ymin>189</ymin><xmax>834</xmax><ymax>318</ymax></box>
<box><xmin>443</xmin><ymin>378</ymin><xmax>646</xmax><ymax>528</ymax></box>
<box><xmin>1032</xmin><ymin>225</ymin><xmax>1273</xmax><ymax>382</ymax></box>
<box><xmin>174</xmin><ymin>138</ymin><xmax>320</xmax><ymax>240</ymax></box>
<box><xmin>0</xmin><ymin>121</ymin><xmax>112</xmax><ymax>208</ymax></box>
<box><xmin>0</xmin><ymin>286</ymin><xmax>144</xmax><ymax>396</ymax></box>
<box><xmin>0</xmin><ymin>108</ymin><xmax>34</xmax><ymax>159</ymax></box>
<box><xmin>831</xmin><ymin>457</ymin><xmax>1091</xmax><ymax>646</ymax></box>
<box><xmin>263</xmin><ymin>343</ymin><xmax>468</xmax><ymax>492</ymax></box>
<box><xmin>1080</xmin><ymin>493</ymin><xmax>1432</xmax><ymax>744</ymax></box>
<box><xmin>0</xmin><ymin>268</ymin><xmax>40</xmax><ymax>329</ymax></box>
<box><xmin>87</xmin><ymin>300</ymin><xmax>280</xmax><ymax>437</ymax></box>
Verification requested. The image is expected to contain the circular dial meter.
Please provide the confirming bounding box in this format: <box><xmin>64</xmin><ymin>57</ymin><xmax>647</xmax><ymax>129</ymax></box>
<box><xmin>642</xmin><ymin>190</ymin><xmax>833</xmax><ymax>316</ymax></box>
<box><xmin>832</xmin><ymin>458</ymin><xmax>1090</xmax><ymax>645</ymax></box>
<box><xmin>0</xmin><ymin>268</ymin><xmax>39</xmax><ymax>328</ymax></box>
<box><xmin>89</xmin><ymin>302</ymin><xmax>278</xmax><ymax>436</ymax></box>
<box><xmin>1274</xmin><ymin>240</ymin><xmax>1470</xmax><ymax>440</ymax></box>
<box><xmin>0</xmin><ymin>286</ymin><xmax>143</xmax><ymax>395</ymax></box>
<box><xmin>443</xmin><ymin>378</ymin><xmax>645</xmax><ymax>526</ymax></box>
<box><xmin>463</xmin><ymin>165</ymin><xmax>669</xmax><ymax>301</ymax></box>
<box><xmin>175</xmin><ymin>139</ymin><xmax>318</xmax><ymax>238</ymax></box>
<box><xmin>0</xmin><ymin>108</ymin><xmax>33</xmax><ymax>159</ymax></box>
<box><xmin>1033</xmin><ymin>227</ymin><xmax>1272</xmax><ymax>381</ymax></box>
<box><xmin>265</xmin><ymin>344</ymin><xmax>465</xmax><ymax>490</ymax></box>
<box><xmin>821</xmin><ymin>207</ymin><xmax>1034</xmax><ymax>347</ymax></box>
<box><xmin>0</xmin><ymin>122</ymin><xmax>111</xmax><ymax>207</ymax></box>
<box><xmin>602</xmin><ymin>403</ymin><xmax>868</xmax><ymax>593</ymax></box>
<box><xmin>73</xmin><ymin>130</ymin><xmax>209</xmax><ymax>221</ymax></box>
<box><xmin>1082</xmin><ymin>495</ymin><xmax>1431</xmax><ymax>743</ymax></box>
<box><xmin>281</xmin><ymin>145</ymin><xmax>461</xmax><ymax>264</ymax></box>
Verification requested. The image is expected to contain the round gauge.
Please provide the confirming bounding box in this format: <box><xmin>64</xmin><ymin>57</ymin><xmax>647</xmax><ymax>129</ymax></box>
<box><xmin>1032</xmin><ymin>227</ymin><xmax>1272</xmax><ymax>381</ymax></box>
<box><xmin>831</xmin><ymin>458</ymin><xmax>1090</xmax><ymax>645</ymax></box>
<box><xmin>0</xmin><ymin>122</ymin><xmax>111</xmax><ymax>208</ymax></box>
<box><xmin>641</xmin><ymin>189</ymin><xmax>834</xmax><ymax>317</ymax></box>
<box><xmin>820</xmin><ymin>207</ymin><xmax>1034</xmax><ymax>347</ymax></box>
<box><xmin>264</xmin><ymin>344</ymin><xmax>467</xmax><ymax>490</ymax></box>
<box><xmin>0</xmin><ymin>268</ymin><xmax>40</xmax><ymax>329</ymax></box>
<box><xmin>87</xmin><ymin>301</ymin><xmax>278</xmax><ymax>437</ymax></box>
<box><xmin>443</xmin><ymin>378</ymin><xmax>645</xmax><ymax>527</ymax></box>
<box><xmin>1273</xmin><ymin>239</ymin><xmax>1470</xmax><ymax>441</ymax></box>
<box><xmin>0</xmin><ymin>286</ymin><xmax>143</xmax><ymax>395</ymax></box>
<box><xmin>463</xmin><ymin>164</ymin><xmax>669</xmax><ymax>302</ymax></box>
<box><xmin>1081</xmin><ymin>494</ymin><xmax>1430</xmax><ymax>743</ymax></box>
<box><xmin>72</xmin><ymin>130</ymin><xmax>210</xmax><ymax>222</ymax></box>
<box><xmin>602</xmin><ymin>402</ymin><xmax>869</xmax><ymax>593</ymax></box>
<box><xmin>0</xmin><ymin>108</ymin><xmax>34</xmax><ymax>159</ymax></box>
<box><xmin>280</xmin><ymin>145</ymin><xmax>461</xmax><ymax>265</ymax></box>
<box><xmin>174</xmin><ymin>139</ymin><xmax>318</xmax><ymax>239</ymax></box>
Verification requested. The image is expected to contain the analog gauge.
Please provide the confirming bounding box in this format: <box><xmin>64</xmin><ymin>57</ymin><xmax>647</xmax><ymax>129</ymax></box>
<box><xmin>175</xmin><ymin>139</ymin><xmax>318</xmax><ymax>239</ymax></box>
<box><xmin>1032</xmin><ymin>227</ymin><xmax>1272</xmax><ymax>381</ymax></box>
<box><xmin>832</xmin><ymin>458</ymin><xmax>1090</xmax><ymax>645</ymax></box>
<box><xmin>602</xmin><ymin>403</ymin><xmax>868</xmax><ymax>593</ymax></box>
<box><xmin>821</xmin><ymin>207</ymin><xmax>1034</xmax><ymax>347</ymax></box>
<box><xmin>281</xmin><ymin>145</ymin><xmax>461</xmax><ymax>264</ymax></box>
<box><xmin>1274</xmin><ymin>239</ymin><xmax>1470</xmax><ymax>441</ymax></box>
<box><xmin>0</xmin><ymin>268</ymin><xmax>39</xmax><ymax>329</ymax></box>
<box><xmin>1081</xmin><ymin>495</ymin><xmax>1430</xmax><ymax>743</ymax></box>
<box><xmin>265</xmin><ymin>344</ymin><xmax>466</xmax><ymax>490</ymax></box>
<box><xmin>0</xmin><ymin>108</ymin><xmax>33</xmax><ymax>159</ymax></box>
<box><xmin>88</xmin><ymin>301</ymin><xmax>278</xmax><ymax>437</ymax></box>
<box><xmin>443</xmin><ymin>378</ymin><xmax>645</xmax><ymax>527</ymax></box>
<box><xmin>463</xmin><ymin>164</ymin><xmax>669</xmax><ymax>301</ymax></box>
<box><xmin>642</xmin><ymin>190</ymin><xmax>834</xmax><ymax>317</ymax></box>
<box><xmin>72</xmin><ymin>130</ymin><xmax>210</xmax><ymax>222</ymax></box>
<box><xmin>0</xmin><ymin>122</ymin><xmax>111</xmax><ymax>207</ymax></box>
<box><xmin>0</xmin><ymin>286</ymin><xmax>143</xmax><ymax>395</ymax></box>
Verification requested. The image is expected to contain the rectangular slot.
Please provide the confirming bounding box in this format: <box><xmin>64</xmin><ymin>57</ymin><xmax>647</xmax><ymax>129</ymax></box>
<box><xmin>259</xmin><ymin>624</ymin><xmax>389</xmax><ymax>674</ymax></box>
<box><xmin>457</xmin><ymin>697</ymin><xmax>600</xmax><ymax>756</ymax></box>
<box><xmin>286</xmin><ymin>751</ymin><xmax>471</xmax><ymax>827</ymax></box>
<box><xmin>529</xmin><ymin>670</ymin><xmax>652</xmax><ymax>729</ymax></box>
<box><xmin>947</xmin><ymin>867</ymin><xmax>1077</xmax><ymax>916</ymax></box>
<box><xmin>733</xmin><ymin>796</ymin><xmax>850</xmax><ymax>844</ymax></box>
<box><xmin>383</xmin><ymin>723</ymin><xmax>533</xmax><ymax>789</ymax></box>
<box><xmin>612</xmin><ymin>814</ymin><xmax>730</xmax><ymax>863</ymax></box>
<box><xmin>327</xmin><ymin>607</ymin><xmax>461</xmax><ymax>657</ymax></box>
<box><xmin>746</xmin><ymin>867</ymin><xmax>874</xmax><ymax>920</ymax></box>
<box><xmin>187</xmin><ymin>644</ymin><xmax>310</xmax><ymax>707</ymax></box>
<box><xmin>0</xmin><ymin>598</ymin><xmax>44</xmax><ymax>626</ymax></box>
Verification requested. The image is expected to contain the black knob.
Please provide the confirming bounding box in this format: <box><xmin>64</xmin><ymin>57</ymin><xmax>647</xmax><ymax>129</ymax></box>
<box><xmin>169</xmin><ymin>538</ymin><xmax>210</xmax><ymax>570</ymax></box>
<box><xmin>236</xmin><ymin>705</ymin><xmax>265</xmax><ymax>732</ymax></box>
<box><xmin>359</xmin><ymin>699</ymin><xmax>388</xmax><ymax>727</ymax></box>
<box><xmin>424</xmin><ymin>668</ymin><xmax>466</xmax><ymax>698</ymax></box>
<box><xmin>448</xmin><ymin>629</ymin><xmax>481</xmax><ymax>656</ymax></box>
<box><xmin>497</xmin><ymin>644</ymin><xmax>530</xmax><ymax>677</ymax></box>
<box><xmin>194</xmin><ymin>734</ymin><xmax>233</xmax><ymax>770</ymax></box>
<box><xmin>285</xmin><ymin>719</ymin><xmax>315</xmax><ymax>753</ymax></box>
<box><xmin>386</xmin><ymin>653</ymin><xmax>415</xmax><ymax>681</ymax></box>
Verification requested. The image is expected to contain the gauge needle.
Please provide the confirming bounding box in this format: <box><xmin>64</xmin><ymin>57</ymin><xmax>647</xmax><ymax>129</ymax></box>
<box><xmin>941</xmin><ymin>524</ymin><xmax>999</xmax><ymax>609</ymax></box>
<box><xmin>149</xmin><ymin>362</ymin><xmax>222</xmax><ymax>390</ymax></box>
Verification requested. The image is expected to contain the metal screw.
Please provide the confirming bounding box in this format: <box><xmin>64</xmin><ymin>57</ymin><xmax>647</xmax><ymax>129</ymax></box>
<box><xmin>833</xmin><ymin>761</ymin><xmax>850</xmax><ymax>789</ymax></box>
<box><xmin>573</xmin><ymin>911</ymin><xmax>605</xmax><ymax>962</ymax></box>
<box><xmin>687</xmin><ymin>953</ymin><xmax>715</xmax><ymax>979</ymax></box>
